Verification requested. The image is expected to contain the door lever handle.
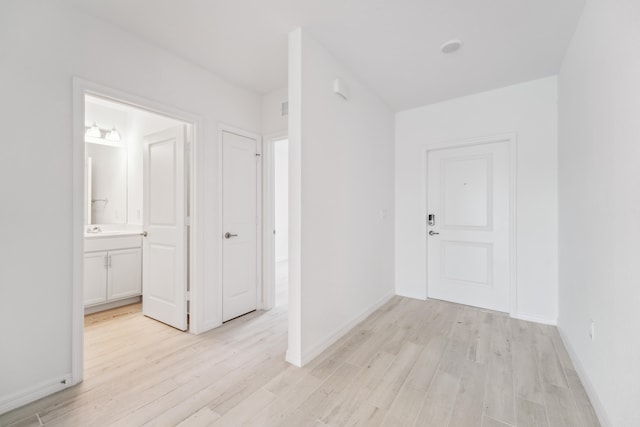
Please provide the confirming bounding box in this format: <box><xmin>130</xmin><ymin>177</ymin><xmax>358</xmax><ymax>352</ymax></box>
<box><xmin>225</xmin><ymin>232</ymin><xmax>238</xmax><ymax>239</ymax></box>
<box><xmin>429</xmin><ymin>230</ymin><xmax>440</xmax><ymax>236</ymax></box>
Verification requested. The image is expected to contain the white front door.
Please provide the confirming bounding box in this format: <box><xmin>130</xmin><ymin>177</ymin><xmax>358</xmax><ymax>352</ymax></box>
<box><xmin>222</xmin><ymin>131</ymin><xmax>258</xmax><ymax>322</ymax></box>
<box><xmin>427</xmin><ymin>141</ymin><xmax>511</xmax><ymax>312</ymax></box>
<box><xmin>142</xmin><ymin>126</ymin><xmax>188</xmax><ymax>330</ymax></box>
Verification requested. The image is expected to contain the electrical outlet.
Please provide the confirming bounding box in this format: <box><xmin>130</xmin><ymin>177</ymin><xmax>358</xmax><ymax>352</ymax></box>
<box><xmin>589</xmin><ymin>319</ymin><xmax>595</xmax><ymax>341</ymax></box>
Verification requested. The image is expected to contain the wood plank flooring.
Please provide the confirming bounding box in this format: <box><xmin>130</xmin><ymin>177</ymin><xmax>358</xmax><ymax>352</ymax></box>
<box><xmin>0</xmin><ymin>297</ymin><xmax>600</xmax><ymax>427</ymax></box>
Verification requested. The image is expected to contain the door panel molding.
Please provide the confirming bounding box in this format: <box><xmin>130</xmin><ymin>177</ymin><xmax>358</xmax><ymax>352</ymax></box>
<box><xmin>440</xmin><ymin>240</ymin><xmax>493</xmax><ymax>287</ymax></box>
<box><xmin>423</xmin><ymin>133</ymin><xmax>517</xmax><ymax>316</ymax></box>
<box><xmin>441</xmin><ymin>153</ymin><xmax>494</xmax><ymax>230</ymax></box>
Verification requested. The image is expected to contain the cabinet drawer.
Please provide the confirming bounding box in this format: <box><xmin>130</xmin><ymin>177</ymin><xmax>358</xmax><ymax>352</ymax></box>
<box><xmin>85</xmin><ymin>235</ymin><xmax>142</xmax><ymax>252</ymax></box>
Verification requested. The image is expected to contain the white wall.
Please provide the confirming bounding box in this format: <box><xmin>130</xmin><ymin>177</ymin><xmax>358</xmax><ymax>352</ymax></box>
<box><xmin>288</xmin><ymin>29</ymin><xmax>395</xmax><ymax>365</ymax></box>
<box><xmin>0</xmin><ymin>0</ymin><xmax>260</xmax><ymax>412</ymax></box>
<box><xmin>274</xmin><ymin>140</ymin><xmax>289</xmax><ymax>262</ymax></box>
<box><xmin>558</xmin><ymin>0</ymin><xmax>640</xmax><ymax>425</ymax></box>
<box><xmin>262</xmin><ymin>87</ymin><xmax>288</xmax><ymax>135</ymax></box>
<box><xmin>395</xmin><ymin>77</ymin><xmax>559</xmax><ymax>323</ymax></box>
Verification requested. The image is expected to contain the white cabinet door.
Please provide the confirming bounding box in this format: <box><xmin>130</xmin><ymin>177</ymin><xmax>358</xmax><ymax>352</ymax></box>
<box><xmin>84</xmin><ymin>251</ymin><xmax>108</xmax><ymax>306</ymax></box>
<box><xmin>222</xmin><ymin>131</ymin><xmax>258</xmax><ymax>321</ymax></box>
<box><xmin>107</xmin><ymin>248</ymin><xmax>142</xmax><ymax>301</ymax></box>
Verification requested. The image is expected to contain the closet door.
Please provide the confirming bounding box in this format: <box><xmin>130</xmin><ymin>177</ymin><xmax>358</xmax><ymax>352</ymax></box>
<box><xmin>222</xmin><ymin>131</ymin><xmax>258</xmax><ymax>321</ymax></box>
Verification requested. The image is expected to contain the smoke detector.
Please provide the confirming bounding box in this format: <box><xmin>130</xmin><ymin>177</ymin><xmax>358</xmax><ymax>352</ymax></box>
<box><xmin>440</xmin><ymin>39</ymin><xmax>463</xmax><ymax>54</ymax></box>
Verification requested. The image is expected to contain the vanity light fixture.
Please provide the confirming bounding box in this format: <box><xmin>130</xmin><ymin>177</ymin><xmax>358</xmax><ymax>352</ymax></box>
<box><xmin>85</xmin><ymin>122</ymin><xmax>122</xmax><ymax>143</ymax></box>
<box><xmin>86</xmin><ymin>122</ymin><xmax>101</xmax><ymax>138</ymax></box>
<box><xmin>106</xmin><ymin>127</ymin><xmax>121</xmax><ymax>142</ymax></box>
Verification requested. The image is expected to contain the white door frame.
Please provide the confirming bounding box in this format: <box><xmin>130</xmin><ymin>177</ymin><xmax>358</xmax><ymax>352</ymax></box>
<box><xmin>71</xmin><ymin>78</ymin><xmax>204</xmax><ymax>386</ymax></box>
<box><xmin>423</xmin><ymin>133</ymin><xmax>518</xmax><ymax>317</ymax></box>
<box><xmin>262</xmin><ymin>132</ymin><xmax>288</xmax><ymax>310</ymax></box>
<box><xmin>218</xmin><ymin>125</ymin><xmax>264</xmax><ymax>315</ymax></box>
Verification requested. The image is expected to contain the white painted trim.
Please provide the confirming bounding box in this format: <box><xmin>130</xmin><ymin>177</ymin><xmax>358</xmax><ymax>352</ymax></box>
<box><xmin>422</xmin><ymin>133</ymin><xmax>518</xmax><ymax>317</ymax></box>
<box><xmin>286</xmin><ymin>28</ymin><xmax>303</xmax><ymax>367</ymax></box>
<box><xmin>71</xmin><ymin>79</ymin><xmax>85</xmax><ymax>388</ymax></box>
<box><xmin>262</xmin><ymin>131</ymin><xmax>288</xmax><ymax>311</ymax></box>
<box><xmin>0</xmin><ymin>375</ymin><xmax>72</xmax><ymax>414</ymax></box>
<box><xmin>256</xmin><ymin>136</ymin><xmax>264</xmax><ymax>311</ymax></box>
<box><xmin>557</xmin><ymin>328</ymin><xmax>610</xmax><ymax>427</ymax></box>
<box><xmin>513</xmin><ymin>312</ymin><xmax>557</xmax><ymax>326</ymax></box>
<box><xmin>262</xmin><ymin>138</ymin><xmax>275</xmax><ymax>310</ymax></box>
<box><xmin>218</xmin><ymin>125</ymin><xmax>263</xmax><ymax>318</ymax></box>
<box><xmin>84</xmin><ymin>296</ymin><xmax>141</xmax><ymax>315</ymax></box>
<box><xmin>284</xmin><ymin>349</ymin><xmax>302</xmax><ymax>368</ymax></box>
<box><xmin>72</xmin><ymin>78</ymin><xmax>204</xmax><ymax>391</ymax></box>
<box><xmin>300</xmin><ymin>292</ymin><xmax>395</xmax><ymax>366</ymax></box>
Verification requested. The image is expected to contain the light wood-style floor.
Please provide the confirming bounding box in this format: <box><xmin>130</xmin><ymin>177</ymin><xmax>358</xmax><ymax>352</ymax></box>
<box><xmin>1</xmin><ymin>297</ymin><xmax>600</xmax><ymax>427</ymax></box>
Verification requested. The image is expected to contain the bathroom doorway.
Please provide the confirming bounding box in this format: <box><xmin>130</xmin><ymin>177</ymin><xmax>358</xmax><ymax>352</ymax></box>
<box><xmin>72</xmin><ymin>79</ymin><xmax>202</xmax><ymax>385</ymax></box>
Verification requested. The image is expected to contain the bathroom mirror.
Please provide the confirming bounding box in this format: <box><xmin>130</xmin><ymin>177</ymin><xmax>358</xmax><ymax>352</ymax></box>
<box><xmin>85</xmin><ymin>142</ymin><xmax>127</xmax><ymax>225</ymax></box>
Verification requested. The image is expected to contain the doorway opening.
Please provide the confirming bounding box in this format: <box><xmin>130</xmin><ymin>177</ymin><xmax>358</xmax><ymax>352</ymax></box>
<box><xmin>273</xmin><ymin>138</ymin><xmax>289</xmax><ymax>308</ymax></box>
<box><xmin>72</xmin><ymin>79</ymin><xmax>201</xmax><ymax>386</ymax></box>
<box><xmin>264</xmin><ymin>135</ymin><xmax>289</xmax><ymax>311</ymax></box>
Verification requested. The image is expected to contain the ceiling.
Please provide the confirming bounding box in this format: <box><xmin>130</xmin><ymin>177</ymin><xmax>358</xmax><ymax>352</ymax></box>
<box><xmin>62</xmin><ymin>0</ymin><xmax>585</xmax><ymax>111</ymax></box>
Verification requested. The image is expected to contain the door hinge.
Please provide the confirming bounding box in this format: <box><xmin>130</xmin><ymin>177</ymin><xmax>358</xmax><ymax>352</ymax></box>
<box><xmin>185</xmin><ymin>216</ymin><xmax>191</xmax><ymax>226</ymax></box>
<box><xmin>185</xmin><ymin>291</ymin><xmax>190</xmax><ymax>301</ymax></box>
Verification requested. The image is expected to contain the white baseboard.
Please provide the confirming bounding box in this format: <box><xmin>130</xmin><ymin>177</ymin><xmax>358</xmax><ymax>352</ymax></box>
<box><xmin>84</xmin><ymin>296</ymin><xmax>141</xmax><ymax>315</ymax></box>
<box><xmin>0</xmin><ymin>374</ymin><xmax>72</xmax><ymax>415</ymax></box>
<box><xmin>557</xmin><ymin>327</ymin><xmax>610</xmax><ymax>427</ymax></box>
<box><xmin>300</xmin><ymin>291</ymin><xmax>395</xmax><ymax>366</ymax></box>
<box><xmin>197</xmin><ymin>319</ymin><xmax>222</xmax><ymax>335</ymax></box>
<box><xmin>285</xmin><ymin>349</ymin><xmax>302</xmax><ymax>367</ymax></box>
<box><xmin>394</xmin><ymin>291</ymin><xmax>427</xmax><ymax>300</ymax></box>
<box><xmin>512</xmin><ymin>312</ymin><xmax>557</xmax><ymax>325</ymax></box>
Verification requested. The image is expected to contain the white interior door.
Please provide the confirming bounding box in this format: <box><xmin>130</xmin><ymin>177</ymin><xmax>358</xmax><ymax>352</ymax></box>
<box><xmin>143</xmin><ymin>126</ymin><xmax>188</xmax><ymax>330</ymax></box>
<box><xmin>222</xmin><ymin>131</ymin><xmax>258</xmax><ymax>322</ymax></box>
<box><xmin>427</xmin><ymin>141</ymin><xmax>511</xmax><ymax>312</ymax></box>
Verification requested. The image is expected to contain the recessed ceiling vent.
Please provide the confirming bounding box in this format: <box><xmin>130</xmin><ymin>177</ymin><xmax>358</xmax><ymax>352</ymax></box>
<box><xmin>440</xmin><ymin>39</ymin><xmax>463</xmax><ymax>54</ymax></box>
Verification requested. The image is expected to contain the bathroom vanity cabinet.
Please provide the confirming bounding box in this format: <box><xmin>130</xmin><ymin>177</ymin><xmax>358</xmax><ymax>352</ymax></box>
<box><xmin>84</xmin><ymin>234</ymin><xmax>142</xmax><ymax>310</ymax></box>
